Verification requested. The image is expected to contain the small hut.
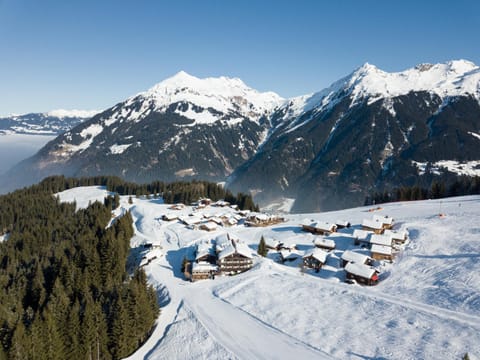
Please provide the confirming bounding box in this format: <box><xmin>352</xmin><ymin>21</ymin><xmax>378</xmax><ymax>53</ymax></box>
<box><xmin>371</xmin><ymin>244</ymin><xmax>394</xmax><ymax>261</ymax></box>
<box><xmin>341</xmin><ymin>250</ymin><xmax>374</xmax><ymax>267</ymax></box>
<box><xmin>303</xmin><ymin>249</ymin><xmax>329</xmax><ymax>272</ymax></box>
<box><xmin>345</xmin><ymin>262</ymin><xmax>379</xmax><ymax>286</ymax></box>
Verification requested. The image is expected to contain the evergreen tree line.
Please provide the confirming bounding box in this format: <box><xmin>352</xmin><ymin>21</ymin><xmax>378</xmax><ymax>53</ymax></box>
<box><xmin>365</xmin><ymin>176</ymin><xmax>480</xmax><ymax>205</ymax></box>
<box><xmin>18</xmin><ymin>175</ymin><xmax>259</xmax><ymax>211</ymax></box>
<box><xmin>0</xmin><ymin>186</ymin><xmax>158</xmax><ymax>359</ymax></box>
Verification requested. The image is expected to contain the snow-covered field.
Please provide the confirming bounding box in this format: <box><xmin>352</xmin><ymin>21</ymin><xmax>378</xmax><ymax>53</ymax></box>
<box><xmin>57</xmin><ymin>187</ymin><xmax>480</xmax><ymax>360</ymax></box>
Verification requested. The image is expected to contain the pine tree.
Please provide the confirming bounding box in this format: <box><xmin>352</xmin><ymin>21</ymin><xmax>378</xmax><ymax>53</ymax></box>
<box><xmin>257</xmin><ymin>236</ymin><xmax>268</xmax><ymax>257</ymax></box>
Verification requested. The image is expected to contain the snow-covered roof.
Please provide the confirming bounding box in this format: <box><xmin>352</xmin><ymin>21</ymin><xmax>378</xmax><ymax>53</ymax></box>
<box><xmin>362</xmin><ymin>219</ymin><xmax>383</xmax><ymax>230</ymax></box>
<box><xmin>341</xmin><ymin>250</ymin><xmax>372</xmax><ymax>264</ymax></box>
<box><xmin>181</xmin><ymin>215</ymin><xmax>203</xmax><ymax>226</ymax></box>
<box><xmin>345</xmin><ymin>262</ymin><xmax>377</xmax><ymax>279</ymax></box>
<box><xmin>302</xmin><ymin>220</ymin><xmax>336</xmax><ymax>232</ymax></box>
<box><xmin>336</xmin><ymin>220</ymin><xmax>350</xmax><ymax>227</ymax></box>
<box><xmin>192</xmin><ymin>262</ymin><xmax>218</xmax><ymax>272</ymax></box>
<box><xmin>218</xmin><ymin>242</ymin><xmax>253</xmax><ymax>260</ymax></box>
<box><xmin>303</xmin><ymin>248</ymin><xmax>328</xmax><ymax>263</ymax></box>
<box><xmin>265</xmin><ymin>237</ymin><xmax>281</xmax><ymax>248</ymax></box>
<box><xmin>235</xmin><ymin>242</ymin><xmax>253</xmax><ymax>259</ymax></box>
<box><xmin>369</xmin><ymin>234</ymin><xmax>393</xmax><ymax>247</ymax></box>
<box><xmin>384</xmin><ymin>229</ymin><xmax>408</xmax><ymax>241</ymax></box>
<box><xmin>313</xmin><ymin>237</ymin><xmax>336</xmax><ymax>249</ymax></box>
<box><xmin>373</xmin><ymin>214</ymin><xmax>394</xmax><ymax>225</ymax></box>
<box><xmin>371</xmin><ymin>244</ymin><xmax>393</xmax><ymax>256</ymax></box>
<box><xmin>196</xmin><ymin>242</ymin><xmax>216</xmax><ymax>260</ymax></box>
<box><xmin>162</xmin><ymin>213</ymin><xmax>178</xmax><ymax>221</ymax></box>
<box><xmin>280</xmin><ymin>250</ymin><xmax>303</xmax><ymax>261</ymax></box>
<box><xmin>215</xmin><ymin>233</ymin><xmax>232</xmax><ymax>250</ymax></box>
<box><xmin>353</xmin><ymin>229</ymin><xmax>372</xmax><ymax>241</ymax></box>
<box><xmin>201</xmin><ymin>221</ymin><xmax>218</xmax><ymax>231</ymax></box>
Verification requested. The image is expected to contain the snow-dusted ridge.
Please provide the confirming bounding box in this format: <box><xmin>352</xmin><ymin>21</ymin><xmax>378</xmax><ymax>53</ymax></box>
<box><xmin>46</xmin><ymin>109</ymin><xmax>100</xmax><ymax>118</ymax></box>
<box><xmin>273</xmin><ymin>59</ymin><xmax>480</xmax><ymax>131</ymax></box>
<box><xmin>118</xmin><ymin>71</ymin><xmax>285</xmax><ymax>126</ymax></box>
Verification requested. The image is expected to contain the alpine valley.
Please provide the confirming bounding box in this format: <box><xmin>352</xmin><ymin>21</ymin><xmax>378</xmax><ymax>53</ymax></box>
<box><xmin>2</xmin><ymin>61</ymin><xmax>480</xmax><ymax>211</ymax></box>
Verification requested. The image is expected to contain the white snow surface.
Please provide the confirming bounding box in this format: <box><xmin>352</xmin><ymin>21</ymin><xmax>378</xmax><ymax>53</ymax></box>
<box><xmin>57</xmin><ymin>189</ymin><xmax>480</xmax><ymax>360</ymax></box>
<box><xmin>109</xmin><ymin>143</ymin><xmax>133</xmax><ymax>155</ymax></box>
<box><xmin>56</xmin><ymin>186</ymin><xmax>112</xmax><ymax>210</ymax></box>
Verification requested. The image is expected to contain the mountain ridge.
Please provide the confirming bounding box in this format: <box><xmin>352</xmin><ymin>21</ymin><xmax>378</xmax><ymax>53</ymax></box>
<box><xmin>2</xmin><ymin>60</ymin><xmax>479</xmax><ymax>210</ymax></box>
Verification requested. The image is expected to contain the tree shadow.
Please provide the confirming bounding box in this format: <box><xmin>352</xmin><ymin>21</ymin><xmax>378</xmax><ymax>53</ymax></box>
<box><xmin>347</xmin><ymin>352</ymin><xmax>389</xmax><ymax>360</ymax></box>
<box><xmin>165</xmin><ymin>248</ymin><xmax>188</xmax><ymax>280</ymax></box>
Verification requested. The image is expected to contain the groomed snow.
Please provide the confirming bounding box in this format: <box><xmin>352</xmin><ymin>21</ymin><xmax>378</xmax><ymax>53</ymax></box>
<box><xmin>56</xmin><ymin>188</ymin><xmax>480</xmax><ymax>359</ymax></box>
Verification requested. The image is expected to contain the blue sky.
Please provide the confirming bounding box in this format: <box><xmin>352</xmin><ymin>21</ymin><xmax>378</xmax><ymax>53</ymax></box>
<box><xmin>1</xmin><ymin>0</ymin><xmax>479</xmax><ymax>115</ymax></box>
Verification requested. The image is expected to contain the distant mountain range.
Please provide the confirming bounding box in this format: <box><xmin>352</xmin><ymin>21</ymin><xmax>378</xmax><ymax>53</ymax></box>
<box><xmin>2</xmin><ymin>61</ymin><xmax>480</xmax><ymax>211</ymax></box>
<box><xmin>0</xmin><ymin>109</ymin><xmax>98</xmax><ymax>135</ymax></box>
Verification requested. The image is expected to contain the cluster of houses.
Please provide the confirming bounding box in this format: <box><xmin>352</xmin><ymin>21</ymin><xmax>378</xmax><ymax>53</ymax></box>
<box><xmin>189</xmin><ymin>233</ymin><xmax>254</xmax><ymax>282</ymax></box>
<box><xmin>273</xmin><ymin>214</ymin><xmax>409</xmax><ymax>285</ymax></box>
<box><xmin>245</xmin><ymin>213</ymin><xmax>285</xmax><ymax>227</ymax></box>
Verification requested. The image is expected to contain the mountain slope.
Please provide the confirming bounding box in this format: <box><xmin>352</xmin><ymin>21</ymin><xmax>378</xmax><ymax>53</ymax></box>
<box><xmin>1</xmin><ymin>72</ymin><xmax>283</xmax><ymax>190</ymax></box>
<box><xmin>228</xmin><ymin>60</ymin><xmax>480</xmax><ymax>211</ymax></box>
<box><xmin>56</xmin><ymin>186</ymin><xmax>480</xmax><ymax>360</ymax></box>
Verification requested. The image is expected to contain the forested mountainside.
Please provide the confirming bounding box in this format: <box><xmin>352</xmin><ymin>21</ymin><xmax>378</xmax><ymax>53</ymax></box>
<box><xmin>0</xmin><ymin>182</ymin><xmax>158</xmax><ymax>359</ymax></box>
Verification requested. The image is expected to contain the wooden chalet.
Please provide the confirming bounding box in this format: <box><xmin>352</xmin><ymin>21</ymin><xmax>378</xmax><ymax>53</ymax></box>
<box><xmin>245</xmin><ymin>213</ymin><xmax>284</xmax><ymax>227</ymax></box>
<box><xmin>180</xmin><ymin>215</ymin><xmax>203</xmax><ymax>227</ymax></box>
<box><xmin>361</xmin><ymin>219</ymin><xmax>384</xmax><ymax>234</ymax></box>
<box><xmin>303</xmin><ymin>249</ymin><xmax>329</xmax><ymax>272</ymax></box>
<box><xmin>345</xmin><ymin>262</ymin><xmax>379</xmax><ymax>286</ymax></box>
<box><xmin>335</xmin><ymin>220</ymin><xmax>351</xmax><ymax>229</ymax></box>
<box><xmin>373</xmin><ymin>214</ymin><xmax>394</xmax><ymax>230</ymax></box>
<box><xmin>384</xmin><ymin>229</ymin><xmax>409</xmax><ymax>245</ymax></box>
<box><xmin>217</xmin><ymin>242</ymin><xmax>253</xmax><ymax>274</ymax></box>
<box><xmin>301</xmin><ymin>220</ymin><xmax>337</xmax><ymax>235</ymax></box>
<box><xmin>264</xmin><ymin>237</ymin><xmax>284</xmax><ymax>251</ymax></box>
<box><xmin>341</xmin><ymin>250</ymin><xmax>374</xmax><ymax>267</ymax></box>
<box><xmin>199</xmin><ymin>221</ymin><xmax>218</xmax><ymax>232</ymax></box>
<box><xmin>215</xmin><ymin>233</ymin><xmax>233</xmax><ymax>253</ymax></box>
<box><xmin>170</xmin><ymin>203</ymin><xmax>185</xmax><ymax>210</ymax></box>
<box><xmin>162</xmin><ymin>213</ymin><xmax>178</xmax><ymax>221</ymax></box>
<box><xmin>280</xmin><ymin>249</ymin><xmax>303</xmax><ymax>263</ymax></box>
<box><xmin>195</xmin><ymin>242</ymin><xmax>217</xmax><ymax>264</ymax></box>
<box><xmin>369</xmin><ymin>234</ymin><xmax>393</xmax><ymax>248</ymax></box>
<box><xmin>370</xmin><ymin>244</ymin><xmax>394</xmax><ymax>261</ymax></box>
<box><xmin>313</xmin><ymin>237</ymin><xmax>336</xmax><ymax>251</ymax></box>
<box><xmin>352</xmin><ymin>229</ymin><xmax>372</xmax><ymax>246</ymax></box>
<box><xmin>191</xmin><ymin>262</ymin><xmax>218</xmax><ymax>281</ymax></box>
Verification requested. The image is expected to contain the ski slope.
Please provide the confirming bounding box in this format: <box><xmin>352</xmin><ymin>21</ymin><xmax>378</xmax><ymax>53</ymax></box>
<box><xmin>57</xmin><ymin>188</ymin><xmax>480</xmax><ymax>359</ymax></box>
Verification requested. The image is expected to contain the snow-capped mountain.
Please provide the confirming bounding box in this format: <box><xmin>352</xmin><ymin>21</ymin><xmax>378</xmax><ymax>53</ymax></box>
<box><xmin>2</xmin><ymin>62</ymin><xmax>480</xmax><ymax>208</ymax></box>
<box><xmin>1</xmin><ymin>72</ymin><xmax>284</xmax><ymax>190</ymax></box>
<box><xmin>0</xmin><ymin>109</ymin><xmax>98</xmax><ymax>135</ymax></box>
<box><xmin>229</xmin><ymin>60</ymin><xmax>480</xmax><ymax>211</ymax></box>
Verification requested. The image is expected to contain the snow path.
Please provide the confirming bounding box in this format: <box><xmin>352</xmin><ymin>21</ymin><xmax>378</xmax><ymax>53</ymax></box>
<box><xmin>185</xmin><ymin>287</ymin><xmax>331</xmax><ymax>360</ymax></box>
